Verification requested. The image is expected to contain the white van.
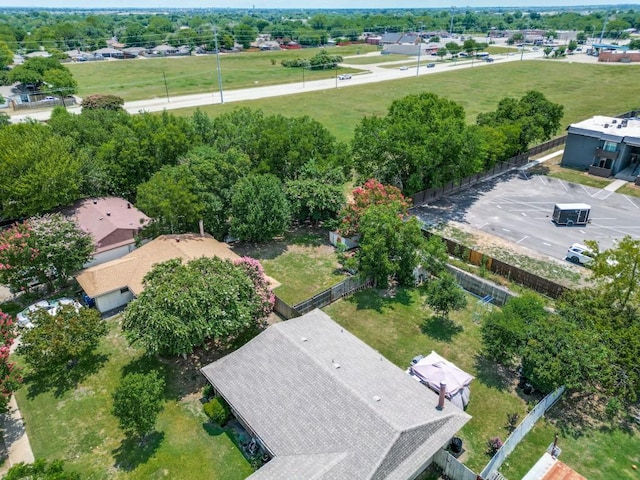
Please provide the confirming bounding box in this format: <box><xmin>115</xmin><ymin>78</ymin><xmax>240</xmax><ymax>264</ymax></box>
<box><xmin>566</xmin><ymin>243</ymin><xmax>594</xmax><ymax>266</ymax></box>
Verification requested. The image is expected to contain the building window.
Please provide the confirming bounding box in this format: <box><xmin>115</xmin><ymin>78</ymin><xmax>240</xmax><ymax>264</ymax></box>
<box><xmin>603</xmin><ymin>141</ymin><xmax>617</xmax><ymax>152</ymax></box>
<box><xmin>120</xmin><ymin>287</ymin><xmax>130</xmax><ymax>294</ymax></box>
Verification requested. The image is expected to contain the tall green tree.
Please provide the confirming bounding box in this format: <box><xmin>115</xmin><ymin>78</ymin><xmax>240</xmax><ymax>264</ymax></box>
<box><xmin>0</xmin><ymin>123</ymin><xmax>84</xmax><ymax>218</ymax></box>
<box><xmin>17</xmin><ymin>305</ymin><xmax>107</xmax><ymax>374</ymax></box>
<box><xmin>122</xmin><ymin>257</ymin><xmax>273</xmax><ymax>356</ymax></box>
<box><xmin>351</xmin><ymin>93</ymin><xmax>484</xmax><ymax>196</ymax></box>
<box><xmin>0</xmin><ymin>40</ymin><xmax>12</xmax><ymax>69</ymax></box>
<box><xmin>357</xmin><ymin>202</ymin><xmax>425</xmax><ymax>288</ymax></box>
<box><xmin>585</xmin><ymin>235</ymin><xmax>640</xmax><ymax>310</ymax></box>
<box><xmin>230</xmin><ymin>174</ymin><xmax>290</xmax><ymax>242</ymax></box>
<box><xmin>112</xmin><ymin>371</ymin><xmax>165</xmax><ymax>440</ymax></box>
<box><xmin>424</xmin><ymin>272</ymin><xmax>467</xmax><ymax>320</ymax></box>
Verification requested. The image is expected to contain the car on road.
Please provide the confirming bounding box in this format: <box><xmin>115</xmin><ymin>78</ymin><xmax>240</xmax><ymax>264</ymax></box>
<box><xmin>485</xmin><ymin>57</ymin><xmax>495</xmax><ymax>63</ymax></box>
<box><xmin>566</xmin><ymin>243</ymin><xmax>594</xmax><ymax>266</ymax></box>
<box><xmin>426</xmin><ymin>63</ymin><xmax>436</xmax><ymax>68</ymax></box>
<box><xmin>16</xmin><ymin>297</ymin><xmax>83</xmax><ymax>329</ymax></box>
<box><xmin>399</xmin><ymin>66</ymin><xmax>409</xmax><ymax>71</ymax></box>
<box><xmin>337</xmin><ymin>74</ymin><xmax>352</xmax><ymax>80</ymax></box>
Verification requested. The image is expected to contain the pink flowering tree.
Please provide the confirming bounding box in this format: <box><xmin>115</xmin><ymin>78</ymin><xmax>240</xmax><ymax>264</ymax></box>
<box><xmin>0</xmin><ymin>311</ymin><xmax>21</xmax><ymax>414</ymax></box>
<box><xmin>338</xmin><ymin>179</ymin><xmax>410</xmax><ymax>237</ymax></box>
<box><xmin>0</xmin><ymin>213</ymin><xmax>93</xmax><ymax>293</ymax></box>
<box><xmin>234</xmin><ymin>257</ymin><xmax>275</xmax><ymax>322</ymax></box>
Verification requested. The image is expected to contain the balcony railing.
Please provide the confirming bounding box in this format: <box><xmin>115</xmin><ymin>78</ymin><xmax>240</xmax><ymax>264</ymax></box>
<box><xmin>595</xmin><ymin>147</ymin><xmax>618</xmax><ymax>160</ymax></box>
<box><xmin>589</xmin><ymin>165</ymin><xmax>612</xmax><ymax>178</ymax></box>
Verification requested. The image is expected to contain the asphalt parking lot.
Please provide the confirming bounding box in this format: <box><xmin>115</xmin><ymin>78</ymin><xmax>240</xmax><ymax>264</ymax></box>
<box><xmin>412</xmin><ymin>172</ymin><xmax>640</xmax><ymax>263</ymax></box>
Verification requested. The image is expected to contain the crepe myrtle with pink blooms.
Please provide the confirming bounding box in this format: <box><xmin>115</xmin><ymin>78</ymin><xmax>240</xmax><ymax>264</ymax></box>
<box><xmin>0</xmin><ymin>311</ymin><xmax>22</xmax><ymax>413</ymax></box>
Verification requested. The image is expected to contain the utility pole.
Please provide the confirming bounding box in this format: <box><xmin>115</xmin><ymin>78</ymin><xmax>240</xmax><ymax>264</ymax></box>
<box><xmin>214</xmin><ymin>27</ymin><xmax>224</xmax><ymax>104</ymax></box>
<box><xmin>163</xmin><ymin>71</ymin><xmax>169</xmax><ymax>102</ymax></box>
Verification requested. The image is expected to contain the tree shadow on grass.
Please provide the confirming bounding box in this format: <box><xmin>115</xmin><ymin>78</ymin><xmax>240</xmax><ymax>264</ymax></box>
<box><xmin>473</xmin><ymin>354</ymin><xmax>513</xmax><ymax>392</ymax></box>
<box><xmin>420</xmin><ymin>315</ymin><xmax>463</xmax><ymax>342</ymax></box>
<box><xmin>112</xmin><ymin>431</ymin><xmax>165</xmax><ymax>472</ymax></box>
<box><xmin>24</xmin><ymin>352</ymin><xmax>110</xmax><ymax>399</ymax></box>
<box><xmin>351</xmin><ymin>287</ymin><xmax>414</xmax><ymax>313</ymax></box>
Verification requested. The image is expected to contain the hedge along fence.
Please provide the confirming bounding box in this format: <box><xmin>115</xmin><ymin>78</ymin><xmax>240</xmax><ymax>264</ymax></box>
<box><xmin>411</xmin><ymin>136</ymin><xmax>567</xmax><ymax>207</ymax></box>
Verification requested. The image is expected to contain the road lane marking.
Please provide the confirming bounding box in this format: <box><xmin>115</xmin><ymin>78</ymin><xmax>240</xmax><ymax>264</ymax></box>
<box><xmin>516</xmin><ymin>236</ymin><xmax>529</xmax><ymax>244</ymax></box>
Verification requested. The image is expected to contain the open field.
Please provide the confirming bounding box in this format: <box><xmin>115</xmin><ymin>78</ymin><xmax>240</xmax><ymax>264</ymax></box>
<box><xmin>13</xmin><ymin>317</ymin><xmax>253</xmax><ymax>479</ymax></box>
<box><xmin>67</xmin><ymin>44</ymin><xmax>379</xmax><ymax>101</ymax></box>
<box><xmin>324</xmin><ymin>289</ymin><xmax>640</xmax><ymax>478</ymax></box>
<box><xmin>168</xmin><ymin>62</ymin><xmax>640</xmax><ymax>144</ymax></box>
<box><xmin>342</xmin><ymin>53</ymin><xmax>409</xmax><ymax>64</ymax></box>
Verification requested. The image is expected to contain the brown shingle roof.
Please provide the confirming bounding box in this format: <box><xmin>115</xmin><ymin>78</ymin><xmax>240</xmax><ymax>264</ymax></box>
<box><xmin>67</xmin><ymin>197</ymin><xmax>150</xmax><ymax>254</ymax></box>
<box><xmin>76</xmin><ymin>234</ymin><xmax>239</xmax><ymax>297</ymax></box>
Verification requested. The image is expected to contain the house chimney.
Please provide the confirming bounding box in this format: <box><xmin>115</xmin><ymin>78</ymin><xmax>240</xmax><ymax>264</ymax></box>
<box><xmin>199</xmin><ymin>219</ymin><xmax>205</xmax><ymax>236</ymax></box>
<box><xmin>436</xmin><ymin>382</ymin><xmax>447</xmax><ymax>410</ymax></box>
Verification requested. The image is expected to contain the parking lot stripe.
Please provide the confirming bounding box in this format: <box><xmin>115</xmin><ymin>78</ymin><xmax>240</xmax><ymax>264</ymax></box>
<box><xmin>521</xmin><ymin>212</ymin><xmax>527</xmax><ymax>216</ymax></box>
<box><xmin>623</xmin><ymin>195</ymin><xmax>640</xmax><ymax>209</ymax></box>
<box><xmin>516</xmin><ymin>236</ymin><xmax>529</xmax><ymax>244</ymax></box>
<box><xmin>477</xmin><ymin>222</ymin><xmax>489</xmax><ymax>229</ymax></box>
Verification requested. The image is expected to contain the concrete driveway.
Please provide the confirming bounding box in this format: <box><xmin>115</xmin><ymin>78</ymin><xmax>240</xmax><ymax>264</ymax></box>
<box><xmin>413</xmin><ymin>172</ymin><xmax>640</xmax><ymax>263</ymax></box>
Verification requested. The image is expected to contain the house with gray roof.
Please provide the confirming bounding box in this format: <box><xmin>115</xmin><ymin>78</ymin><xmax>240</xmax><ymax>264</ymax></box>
<box><xmin>201</xmin><ymin>309</ymin><xmax>471</xmax><ymax>480</ymax></box>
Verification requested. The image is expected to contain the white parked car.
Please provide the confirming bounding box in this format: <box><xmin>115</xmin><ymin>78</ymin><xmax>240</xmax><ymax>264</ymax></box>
<box><xmin>16</xmin><ymin>297</ymin><xmax>82</xmax><ymax>329</ymax></box>
<box><xmin>337</xmin><ymin>74</ymin><xmax>352</xmax><ymax>80</ymax></box>
<box><xmin>566</xmin><ymin>243</ymin><xmax>594</xmax><ymax>266</ymax></box>
<box><xmin>399</xmin><ymin>66</ymin><xmax>409</xmax><ymax>71</ymax></box>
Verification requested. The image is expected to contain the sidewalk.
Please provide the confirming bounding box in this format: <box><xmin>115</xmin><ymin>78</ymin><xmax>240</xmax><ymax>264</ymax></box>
<box><xmin>0</xmin><ymin>395</ymin><xmax>34</xmax><ymax>475</ymax></box>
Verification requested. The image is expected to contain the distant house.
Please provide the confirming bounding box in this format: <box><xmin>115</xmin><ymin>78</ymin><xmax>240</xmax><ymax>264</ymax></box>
<box><xmin>66</xmin><ymin>197</ymin><xmax>150</xmax><ymax>268</ymax></box>
<box><xmin>561</xmin><ymin>115</ymin><xmax>640</xmax><ymax>181</ymax></box>
<box><xmin>76</xmin><ymin>233</ymin><xmax>240</xmax><ymax>313</ymax></box>
<box><xmin>201</xmin><ymin>309</ymin><xmax>471</xmax><ymax>480</ymax></box>
<box><xmin>106</xmin><ymin>37</ymin><xmax>125</xmax><ymax>49</ymax></box>
<box><xmin>152</xmin><ymin>44</ymin><xmax>178</xmax><ymax>56</ymax></box>
<box><xmin>122</xmin><ymin>46</ymin><xmax>147</xmax><ymax>57</ymax></box>
<box><xmin>93</xmin><ymin>47</ymin><xmax>124</xmax><ymax>59</ymax></box>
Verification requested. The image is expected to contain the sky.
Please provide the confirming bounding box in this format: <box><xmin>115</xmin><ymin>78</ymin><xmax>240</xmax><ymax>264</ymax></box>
<box><xmin>0</xmin><ymin>0</ymin><xmax>630</xmax><ymax>8</ymax></box>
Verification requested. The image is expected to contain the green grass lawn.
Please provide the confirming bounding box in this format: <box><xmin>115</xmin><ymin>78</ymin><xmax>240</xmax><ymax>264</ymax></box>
<box><xmin>169</xmin><ymin>62</ymin><xmax>640</xmax><ymax>144</ymax></box>
<box><xmin>231</xmin><ymin>229</ymin><xmax>347</xmax><ymax>305</ymax></box>
<box><xmin>68</xmin><ymin>44</ymin><xmax>378</xmax><ymax>101</ymax></box>
<box><xmin>14</xmin><ymin>317</ymin><xmax>253</xmax><ymax>480</ymax></box>
<box><xmin>343</xmin><ymin>53</ymin><xmax>410</xmax><ymax>64</ymax></box>
<box><xmin>323</xmin><ymin>288</ymin><xmax>529</xmax><ymax>473</ymax></box>
<box><xmin>617</xmin><ymin>183</ymin><xmax>640</xmax><ymax>198</ymax></box>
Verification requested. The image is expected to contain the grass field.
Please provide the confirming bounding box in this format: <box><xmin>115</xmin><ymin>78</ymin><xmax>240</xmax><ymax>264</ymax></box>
<box><xmin>323</xmin><ymin>289</ymin><xmax>640</xmax><ymax>478</ymax></box>
<box><xmin>67</xmin><ymin>44</ymin><xmax>378</xmax><ymax>101</ymax></box>
<box><xmin>14</xmin><ymin>317</ymin><xmax>253</xmax><ymax>480</ymax></box>
<box><xmin>167</xmin><ymin>61</ymin><xmax>640</xmax><ymax>144</ymax></box>
<box><xmin>230</xmin><ymin>229</ymin><xmax>346</xmax><ymax>305</ymax></box>
<box><xmin>342</xmin><ymin>53</ymin><xmax>410</xmax><ymax>64</ymax></box>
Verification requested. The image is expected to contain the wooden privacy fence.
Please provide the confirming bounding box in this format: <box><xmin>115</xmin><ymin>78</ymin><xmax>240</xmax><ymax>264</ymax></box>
<box><xmin>480</xmin><ymin>386</ymin><xmax>566</xmax><ymax>479</ymax></box>
<box><xmin>433</xmin><ymin>448</ymin><xmax>478</xmax><ymax>480</ymax></box>
<box><xmin>411</xmin><ymin>136</ymin><xmax>567</xmax><ymax>207</ymax></box>
<box><xmin>435</xmin><ymin>235</ymin><xmax>568</xmax><ymax>299</ymax></box>
<box><xmin>273</xmin><ymin>276</ymin><xmax>373</xmax><ymax>320</ymax></box>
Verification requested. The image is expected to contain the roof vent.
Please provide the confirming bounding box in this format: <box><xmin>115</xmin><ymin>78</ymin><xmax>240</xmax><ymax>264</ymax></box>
<box><xmin>99</xmin><ymin>217</ymin><xmax>103</xmax><ymax>220</ymax></box>
<box><xmin>617</xmin><ymin>124</ymin><xmax>622</xmax><ymax>129</ymax></box>
<box><xmin>106</xmin><ymin>211</ymin><xmax>111</xmax><ymax>216</ymax></box>
<box><xmin>332</xmin><ymin>360</ymin><xmax>341</xmax><ymax>369</ymax></box>
<box><xmin>301</xmin><ymin>337</ymin><xmax>308</xmax><ymax>342</ymax></box>
<box><xmin>127</xmin><ymin>203</ymin><xmax>131</xmax><ymax>209</ymax></box>
<box><xmin>93</xmin><ymin>200</ymin><xmax>98</xmax><ymax>204</ymax></box>
<box><xmin>612</xmin><ymin>119</ymin><xmax>617</xmax><ymax>124</ymax></box>
<box><xmin>373</xmin><ymin>395</ymin><xmax>381</xmax><ymax>402</ymax></box>
<box><xmin>604</xmin><ymin>124</ymin><xmax>609</xmax><ymax>128</ymax></box>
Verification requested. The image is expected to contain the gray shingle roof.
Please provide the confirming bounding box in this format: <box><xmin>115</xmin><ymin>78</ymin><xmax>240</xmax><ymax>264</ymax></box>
<box><xmin>201</xmin><ymin>309</ymin><xmax>471</xmax><ymax>480</ymax></box>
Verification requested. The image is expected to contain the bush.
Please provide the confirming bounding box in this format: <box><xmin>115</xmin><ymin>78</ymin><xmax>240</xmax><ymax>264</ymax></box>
<box><xmin>204</xmin><ymin>397</ymin><xmax>231</xmax><ymax>425</ymax></box>
<box><xmin>486</xmin><ymin>437</ymin><xmax>503</xmax><ymax>456</ymax></box>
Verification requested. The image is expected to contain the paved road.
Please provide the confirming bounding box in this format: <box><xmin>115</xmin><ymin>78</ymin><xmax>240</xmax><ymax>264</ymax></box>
<box><xmin>7</xmin><ymin>50</ymin><xmax>546</xmax><ymax>123</ymax></box>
